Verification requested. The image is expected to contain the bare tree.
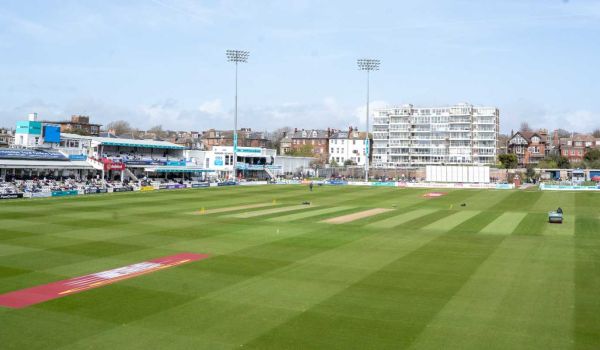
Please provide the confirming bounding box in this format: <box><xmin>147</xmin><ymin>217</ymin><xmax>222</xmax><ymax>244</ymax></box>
<box><xmin>556</xmin><ymin>128</ymin><xmax>571</xmax><ymax>138</ymax></box>
<box><xmin>148</xmin><ymin>125</ymin><xmax>166</xmax><ymax>139</ymax></box>
<box><xmin>267</xmin><ymin>127</ymin><xmax>293</xmax><ymax>152</ymax></box>
<box><xmin>519</xmin><ymin>122</ymin><xmax>532</xmax><ymax>132</ymax></box>
<box><xmin>593</xmin><ymin>128</ymin><xmax>600</xmax><ymax>138</ymax></box>
<box><xmin>105</xmin><ymin>120</ymin><xmax>132</xmax><ymax>135</ymax></box>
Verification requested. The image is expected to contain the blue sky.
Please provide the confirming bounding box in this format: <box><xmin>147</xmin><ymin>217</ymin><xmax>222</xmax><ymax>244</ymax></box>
<box><xmin>1</xmin><ymin>0</ymin><xmax>599</xmax><ymax>133</ymax></box>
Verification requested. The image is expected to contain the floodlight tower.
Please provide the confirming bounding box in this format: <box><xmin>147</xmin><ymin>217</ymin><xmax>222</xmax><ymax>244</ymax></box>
<box><xmin>357</xmin><ymin>58</ymin><xmax>380</xmax><ymax>182</ymax></box>
<box><xmin>226</xmin><ymin>49</ymin><xmax>250</xmax><ymax>180</ymax></box>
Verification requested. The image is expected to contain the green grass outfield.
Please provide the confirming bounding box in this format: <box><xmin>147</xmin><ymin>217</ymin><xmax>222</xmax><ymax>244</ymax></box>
<box><xmin>1</xmin><ymin>185</ymin><xmax>599</xmax><ymax>349</ymax></box>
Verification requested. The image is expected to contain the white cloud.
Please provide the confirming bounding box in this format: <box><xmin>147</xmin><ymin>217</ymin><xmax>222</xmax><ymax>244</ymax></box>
<box><xmin>354</xmin><ymin>100</ymin><xmax>388</xmax><ymax>126</ymax></box>
<box><xmin>502</xmin><ymin>99</ymin><xmax>600</xmax><ymax>134</ymax></box>
<box><xmin>543</xmin><ymin>110</ymin><xmax>600</xmax><ymax>133</ymax></box>
<box><xmin>0</xmin><ymin>96</ymin><xmax>388</xmax><ymax>132</ymax></box>
<box><xmin>198</xmin><ymin>99</ymin><xmax>223</xmax><ymax>114</ymax></box>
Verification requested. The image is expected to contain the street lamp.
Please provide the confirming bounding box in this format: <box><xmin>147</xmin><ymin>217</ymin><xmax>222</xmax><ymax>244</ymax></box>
<box><xmin>226</xmin><ymin>49</ymin><xmax>250</xmax><ymax>180</ymax></box>
<box><xmin>357</xmin><ymin>58</ymin><xmax>380</xmax><ymax>182</ymax></box>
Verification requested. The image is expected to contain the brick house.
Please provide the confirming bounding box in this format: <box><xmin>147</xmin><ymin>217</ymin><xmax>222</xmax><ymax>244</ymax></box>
<box><xmin>201</xmin><ymin>128</ymin><xmax>268</xmax><ymax>150</ymax></box>
<box><xmin>0</xmin><ymin>128</ymin><xmax>14</xmax><ymax>147</ymax></box>
<box><xmin>507</xmin><ymin>129</ymin><xmax>549</xmax><ymax>166</ymax></box>
<box><xmin>43</xmin><ymin>115</ymin><xmax>102</xmax><ymax>136</ymax></box>
<box><xmin>558</xmin><ymin>134</ymin><xmax>600</xmax><ymax>163</ymax></box>
<box><xmin>290</xmin><ymin>128</ymin><xmax>334</xmax><ymax>162</ymax></box>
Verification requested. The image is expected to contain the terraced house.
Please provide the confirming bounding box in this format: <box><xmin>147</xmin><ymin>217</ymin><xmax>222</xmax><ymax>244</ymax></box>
<box><xmin>558</xmin><ymin>134</ymin><xmax>600</xmax><ymax>163</ymax></box>
<box><xmin>290</xmin><ymin>128</ymin><xmax>334</xmax><ymax>162</ymax></box>
<box><xmin>372</xmin><ymin>103</ymin><xmax>499</xmax><ymax>167</ymax></box>
<box><xmin>328</xmin><ymin>127</ymin><xmax>368</xmax><ymax>166</ymax></box>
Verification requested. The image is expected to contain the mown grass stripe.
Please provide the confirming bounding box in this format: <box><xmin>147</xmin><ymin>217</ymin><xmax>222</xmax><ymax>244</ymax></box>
<box><xmin>410</xmin><ymin>235</ymin><xmax>575</xmax><ymax>349</ymax></box>
<box><xmin>543</xmin><ymin>214</ymin><xmax>575</xmax><ymax>236</ymax></box>
<box><xmin>226</xmin><ymin>205</ymin><xmax>312</xmax><ymax>218</ymax></box>
<box><xmin>365</xmin><ymin>209</ymin><xmax>436</xmax><ymax>229</ymax></box>
<box><xmin>480</xmin><ymin>212</ymin><xmax>527</xmax><ymax>235</ymax></box>
<box><xmin>575</xmin><ymin>216</ymin><xmax>600</xmax><ymax>348</ymax></box>
<box><xmin>267</xmin><ymin>206</ymin><xmax>353</xmax><ymax>222</ymax></box>
<box><xmin>511</xmin><ymin>213</ymin><xmax>547</xmax><ymax>236</ymax></box>
<box><xmin>423</xmin><ymin>210</ymin><xmax>480</xmax><ymax>231</ymax></box>
<box><xmin>243</xmin><ymin>233</ymin><xmax>505</xmax><ymax>349</ymax></box>
<box><xmin>449</xmin><ymin>211</ymin><xmax>503</xmax><ymax>234</ymax></box>
<box><xmin>196</xmin><ymin>203</ymin><xmax>275</xmax><ymax>215</ymax></box>
<box><xmin>321</xmin><ymin>208</ymin><xmax>393</xmax><ymax>224</ymax></box>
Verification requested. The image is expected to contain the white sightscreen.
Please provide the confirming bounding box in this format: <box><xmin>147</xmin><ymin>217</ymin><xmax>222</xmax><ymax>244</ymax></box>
<box><xmin>425</xmin><ymin>166</ymin><xmax>491</xmax><ymax>183</ymax></box>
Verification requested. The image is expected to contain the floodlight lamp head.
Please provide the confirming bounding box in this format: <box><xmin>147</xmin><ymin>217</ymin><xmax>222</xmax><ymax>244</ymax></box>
<box><xmin>357</xmin><ymin>58</ymin><xmax>380</xmax><ymax>71</ymax></box>
<box><xmin>226</xmin><ymin>49</ymin><xmax>250</xmax><ymax>63</ymax></box>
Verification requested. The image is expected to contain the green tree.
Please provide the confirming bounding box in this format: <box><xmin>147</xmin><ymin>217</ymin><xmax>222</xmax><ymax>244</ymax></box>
<box><xmin>543</xmin><ymin>154</ymin><xmax>570</xmax><ymax>169</ymax></box>
<box><xmin>286</xmin><ymin>144</ymin><xmax>314</xmax><ymax>157</ymax></box>
<box><xmin>588</xmin><ymin>160</ymin><xmax>600</xmax><ymax>169</ymax></box>
<box><xmin>525</xmin><ymin>164</ymin><xmax>537</xmax><ymax>181</ymax></box>
<box><xmin>344</xmin><ymin>159</ymin><xmax>356</xmax><ymax>166</ymax></box>
<box><xmin>555</xmin><ymin>155</ymin><xmax>570</xmax><ymax>169</ymax></box>
<box><xmin>584</xmin><ymin>149</ymin><xmax>600</xmax><ymax>162</ymax></box>
<box><xmin>330</xmin><ymin>159</ymin><xmax>339</xmax><ymax>167</ymax></box>
<box><xmin>498</xmin><ymin>153</ymin><xmax>518</xmax><ymax>169</ymax></box>
<box><xmin>538</xmin><ymin>159</ymin><xmax>558</xmax><ymax>169</ymax></box>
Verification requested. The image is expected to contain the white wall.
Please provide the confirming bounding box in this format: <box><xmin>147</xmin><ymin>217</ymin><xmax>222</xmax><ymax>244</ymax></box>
<box><xmin>329</xmin><ymin>138</ymin><xmax>367</xmax><ymax>166</ymax></box>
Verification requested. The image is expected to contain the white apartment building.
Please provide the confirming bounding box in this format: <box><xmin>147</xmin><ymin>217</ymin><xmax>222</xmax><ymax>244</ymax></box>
<box><xmin>372</xmin><ymin>103</ymin><xmax>499</xmax><ymax>167</ymax></box>
<box><xmin>329</xmin><ymin>128</ymin><xmax>368</xmax><ymax>166</ymax></box>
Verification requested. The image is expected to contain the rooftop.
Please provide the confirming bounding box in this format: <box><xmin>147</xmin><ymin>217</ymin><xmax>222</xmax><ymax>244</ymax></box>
<box><xmin>92</xmin><ymin>137</ymin><xmax>185</xmax><ymax>149</ymax></box>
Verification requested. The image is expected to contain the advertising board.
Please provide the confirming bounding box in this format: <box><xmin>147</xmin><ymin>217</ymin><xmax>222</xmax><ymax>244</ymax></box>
<box><xmin>68</xmin><ymin>154</ymin><xmax>87</xmax><ymax>161</ymax></box>
<box><xmin>112</xmin><ymin>187</ymin><xmax>133</xmax><ymax>192</ymax></box>
<box><xmin>159</xmin><ymin>184</ymin><xmax>186</xmax><ymax>190</ymax></box>
<box><xmin>0</xmin><ymin>193</ymin><xmax>23</xmax><ymax>200</ymax></box>
<box><xmin>51</xmin><ymin>190</ymin><xmax>78</xmax><ymax>197</ymax></box>
<box><xmin>0</xmin><ymin>149</ymin><xmax>67</xmax><ymax>161</ymax></box>
<box><xmin>43</xmin><ymin>125</ymin><xmax>61</xmax><ymax>143</ymax></box>
<box><xmin>25</xmin><ymin>192</ymin><xmax>52</xmax><ymax>198</ymax></box>
<box><xmin>540</xmin><ymin>183</ymin><xmax>600</xmax><ymax>191</ymax></box>
<box><xmin>84</xmin><ymin>188</ymin><xmax>108</xmax><ymax>194</ymax></box>
<box><xmin>191</xmin><ymin>183</ymin><xmax>210</xmax><ymax>188</ymax></box>
<box><xmin>217</xmin><ymin>181</ymin><xmax>238</xmax><ymax>186</ymax></box>
<box><xmin>371</xmin><ymin>181</ymin><xmax>396</xmax><ymax>187</ymax></box>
